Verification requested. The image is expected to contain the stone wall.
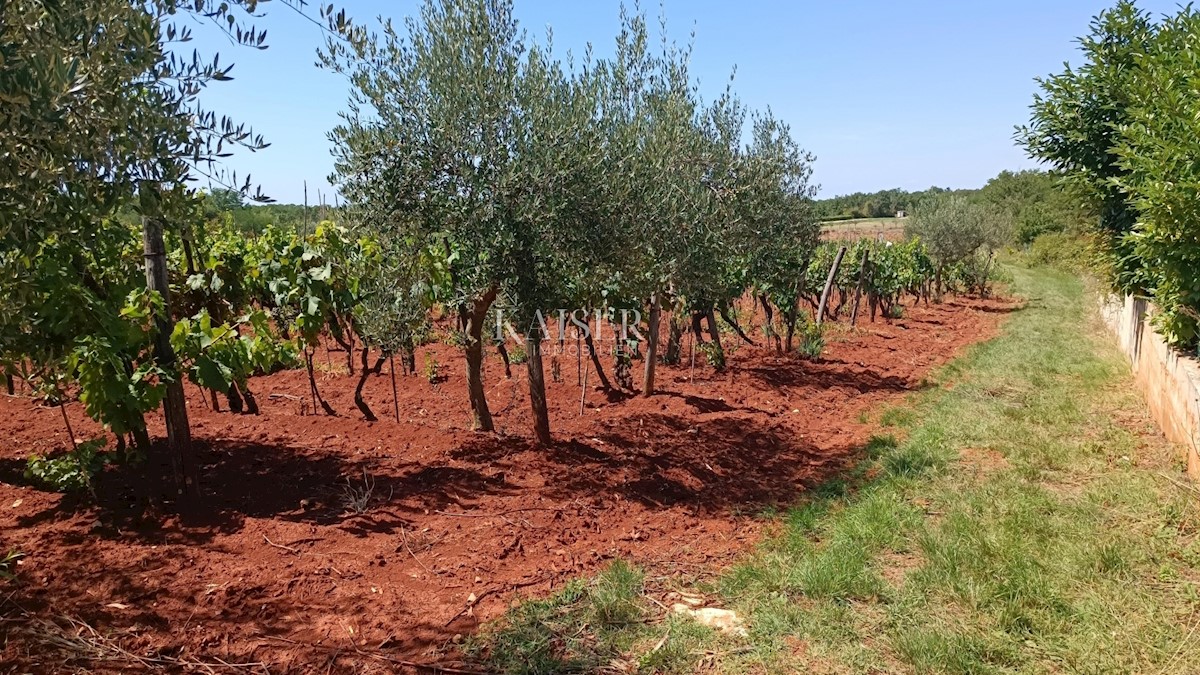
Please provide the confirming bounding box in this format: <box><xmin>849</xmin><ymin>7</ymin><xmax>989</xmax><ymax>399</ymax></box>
<box><xmin>1099</xmin><ymin>295</ymin><xmax>1200</xmax><ymax>479</ymax></box>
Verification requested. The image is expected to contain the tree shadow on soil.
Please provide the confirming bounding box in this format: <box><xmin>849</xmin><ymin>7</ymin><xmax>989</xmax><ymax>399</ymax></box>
<box><xmin>453</xmin><ymin>410</ymin><xmax>856</xmax><ymax>515</ymax></box>
<box><xmin>0</xmin><ymin>400</ymin><xmax>909</xmax><ymax>672</ymax></box>
<box><xmin>5</xmin><ymin>437</ymin><xmax>516</xmax><ymax>544</ymax></box>
<box><xmin>0</xmin><ymin>563</ymin><xmax>454</xmax><ymax>672</ymax></box>
<box><xmin>741</xmin><ymin>359</ymin><xmax>916</xmax><ymax>393</ymax></box>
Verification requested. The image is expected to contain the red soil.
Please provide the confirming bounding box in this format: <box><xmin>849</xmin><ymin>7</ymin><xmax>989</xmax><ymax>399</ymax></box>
<box><xmin>0</xmin><ymin>296</ymin><xmax>1015</xmax><ymax>672</ymax></box>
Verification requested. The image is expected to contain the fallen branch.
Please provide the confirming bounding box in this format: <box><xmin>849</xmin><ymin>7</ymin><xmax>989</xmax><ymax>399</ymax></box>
<box><xmin>400</xmin><ymin>526</ymin><xmax>437</xmax><ymax>576</ymax></box>
<box><xmin>443</xmin><ymin>575</ymin><xmax>553</xmax><ymax>627</ymax></box>
<box><xmin>4</xmin><ymin>611</ymin><xmax>265</xmax><ymax>672</ymax></box>
<box><xmin>262</xmin><ymin>635</ymin><xmax>492</xmax><ymax>674</ymax></box>
<box><xmin>434</xmin><ymin>507</ymin><xmax>562</xmax><ymax>519</ymax></box>
<box><xmin>263</xmin><ymin>535</ymin><xmax>300</xmax><ymax>555</ymax></box>
<box><xmin>1158</xmin><ymin>472</ymin><xmax>1200</xmax><ymax>498</ymax></box>
<box><xmin>443</xmin><ymin>589</ymin><xmax>496</xmax><ymax>627</ymax></box>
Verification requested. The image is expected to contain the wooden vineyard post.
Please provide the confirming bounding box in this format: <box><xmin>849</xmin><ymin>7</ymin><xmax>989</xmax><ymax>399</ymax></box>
<box><xmin>688</xmin><ymin>328</ymin><xmax>696</xmax><ymax>383</ymax></box>
<box><xmin>816</xmin><ymin>245</ymin><xmax>848</xmax><ymax>326</ymax></box>
<box><xmin>579</xmin><ymin>357</ymin><xmax>590</xmax><ymax>415</ymax></box>
<box><xmin>305</xmin><ymin>347</ymin><xmax>318</xmax><ymax>413</ymax></box>
<box><xmin>142</xmin><ymin>216</ymin><xmax>200</xmax><ymax>502</ymax></box>
<box><xmin>850</xmin><ymin>247</ymin><xmax>870</xmax><ymax>327</ymax></box>
<box><xmin>303</xmin><ymin>180</ymin><xmax>310</xmax><ymax>238</ymax></box>
<box><xmin>390</xmin><ymin>354</ymin><xmax>401</xmax><ymax>423</ymax></box>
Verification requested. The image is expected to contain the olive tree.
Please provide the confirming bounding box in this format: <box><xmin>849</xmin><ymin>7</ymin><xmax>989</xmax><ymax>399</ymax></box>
<box><xmin>500</xmin><ymin>37</ymin><xmax>609</xmax><ymax>444</ymax></box>
<box><xmin>593</xmin><ymin>8</ymin><xmax>745</xmax><ymax>391</ymax></box>
<box><xmin>677</xmin><ymin>89</ymin><xmax>749</xmax><ymax>372</ymax></box>
<box><xmin>325</xmin><ymin>0</ymin><xmax>531</xmax><ymax>432</ymax></box>
<box><xmin>353</xmin><ymin>242</ymin><xmax>432</xmax><ymax>420</ymax></box>
<box><xmin>326</xmin><ymin>0</ymin><xmax>611</xmax><ymax>443</ymax></box>
<box><xmin>905</xmin><ymin>195</ymin><xmax>1005</xmax><ymax>300</ymax></box>
<box><xmin>739</xmin><ymin>111</ymin><xmax>820</xmax><ymax>353</ymax></box>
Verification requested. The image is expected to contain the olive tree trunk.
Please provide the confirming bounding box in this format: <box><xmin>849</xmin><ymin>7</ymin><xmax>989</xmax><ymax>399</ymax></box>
<box><xmin>642</xmin><ymin>294</ymin><xmax>661</xmax><ymax>396</ymax></box>
<box><xmin>704</xmin><ymin>306</ymin><xmax>724</xmax><ymax>370</ymax></box>
<box><xmin>354</xmin><ymin>347</ymin><xmax>376</xmax><ymax>421</ymax></box>
<box><xmin>525</xmin><ymin>333</ymin><xmax>551</xmax><ymax>445</ymax></box>
<box><xmin>462</xmin><ymin>288</ymin><xmax>497</xmax><ymax>431</ymax></box>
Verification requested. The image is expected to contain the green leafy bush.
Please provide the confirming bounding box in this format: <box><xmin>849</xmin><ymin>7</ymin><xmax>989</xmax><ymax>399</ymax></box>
<box><xmin>979</xmin><ymin>170</ymin><xmax>1088</xmax><ymax>245</ymax></box>
<box><xmin>698</xmin><ymin>341</ymin><xmax>726</xmax><ymax>370</ymax></box>
<box><xmin>948</xmin><ymin>251</ymin><xmax>1008</xmax><ymax>297</ymax></box>
<box><xmin>1110</xmin><ymin>8</ymin><xmax>1200</xmax><ymax>349</ymax></box>
<box><xmin>508</xmin><ymin>343</ymin><xmax>527</xmax><ymax>365</ymax></box>
<box><xmin>25</xmin><ymin>438</ymin><xmax>109</xmax><ymax>493</ymax></box>
<box><xmin>1026</xmin><ymin>232</ymin><xmax>1092</xmax><ymax>271</ymax></box>
<box><xmin>1021</xmin><ymin>2</ymin><xmax>1200</xmax><ymax>350</ymax></box>
<box><xmin>171</xmin><ymin>309</ymin><xmax>298</xmax><ymax>413</ymax></box>
<box><xmin>797</xmin><ymin>320</ymin><xmax>825</xmax><ymax>359</ymax></box>
<box><xmin>0</xmin><ymin>550</ymin><xmax>23</xmax><ymax>581</ymax></box>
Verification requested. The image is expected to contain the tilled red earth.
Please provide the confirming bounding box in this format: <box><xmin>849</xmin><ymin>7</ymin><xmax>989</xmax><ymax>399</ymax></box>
<box><xmin>0</xmin><ymin>297</ymin><xmax>1014</xmax><ymax>672</ymax></box>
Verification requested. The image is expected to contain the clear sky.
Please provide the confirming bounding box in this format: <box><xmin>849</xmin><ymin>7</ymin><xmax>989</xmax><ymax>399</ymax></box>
<box><xmin>188</xmin><ymin>0</ymin><xmax>1180</xmax><ymax>204</ymax></box>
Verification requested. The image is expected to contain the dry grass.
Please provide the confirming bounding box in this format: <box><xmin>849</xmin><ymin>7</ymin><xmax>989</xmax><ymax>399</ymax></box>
<box><xmin>820</xmin><ymin>217</ymin><xmax>906</xmax><ymax>242</ymax></box>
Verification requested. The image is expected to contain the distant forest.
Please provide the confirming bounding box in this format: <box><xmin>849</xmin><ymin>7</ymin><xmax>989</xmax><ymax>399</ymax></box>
<box><xmin>815</xmin><ymin>170</ymin><xmax>1088</xmax><ymax>244</ymax></box>
<box><xmin>206</xmin><ymin>169</ymin><xmax>1086</xmax><ymax>248</ymax></box>
<box><xmin>815</xmin><ymin>186</ymin><xmax>970</xmax><ymax>221</ymax></box>
<box><xmin>196</xmin><ymin>189</ymin><xmax>339</xmax><ymax>234</ymax></box>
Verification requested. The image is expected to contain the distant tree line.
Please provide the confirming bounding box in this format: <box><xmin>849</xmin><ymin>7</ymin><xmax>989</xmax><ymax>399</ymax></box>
<box><xmin>196</xmin><ymin>189</ymin><xmax>330</xmax><ymax>235</ymax></box>
<box><xmin>815</xmin><ymin>187</ymin><xmax>959</xmax><ymax>221</ymax></box>
<box><xmin>215</xmin><ymin>167</ymin><xmax>1088</xmax><ymax>252</ymax></box>
<box><xmin>816</xmin><ymin>171</ymin><xmax>1088</xmax><ymax>242</ymax></box>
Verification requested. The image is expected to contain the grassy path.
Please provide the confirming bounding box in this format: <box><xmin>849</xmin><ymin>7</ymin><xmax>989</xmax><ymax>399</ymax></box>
<box><xmin>471</xmin><ymin>265</ymin><xmax>1200</xmax><ymax>674</ymax></box>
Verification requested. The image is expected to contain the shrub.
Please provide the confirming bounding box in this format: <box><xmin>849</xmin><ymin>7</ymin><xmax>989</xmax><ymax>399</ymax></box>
<box><xmin>949</xmin><ymin>250</ymin><xmax>1008</xmax><ymax>297</ymax></box>
<box><xmin>979</xmin><ymin>170</ymin><xmax>1088</xmax><ymax>245</ymax></box>
<box><xmin>508</xmin><ymin>343</ymin><xmax>527</xmax><ymax>365</ymax></box>
<box><xmin>25</xmin><ymin>438</ymin><xmax>109</xmax><ymax>493</ymax></box>
<box><xmin>0</xmin><ymin>550</ymin><xmax>23</xmax><ymax>581</ymax></box>
<box><xmin>698</xmin><ymin>341</ymin><xmax>725</xmax><ymax>370</ymax></box>
<box><xmin>1110</xmin><ymin>9</ymin><xmax>1200</xmax><ymax>349</ymax></box>
<box><xmin>797</xmin><ymin>320</ymin><xmax>825</xmax><ymax>359</ymax></box>
<box><xmin>423</xmin><ymin>352</ymin><xmax>441</xmax><ymax>384</ymax></box>
<box><xmin>1014</xmin><ymin>203</ymin><xmax>1064</xmax><ymax>244</ymax></box>
<box><xmin>1026</xmin><ymin>232</ymin><xmax>1092</xmax><ymax>271</ymax></box>
<box><xmin>906</xmin><ymin>195</ymin><xmax>1009</xmax><ymax>298</ymax></box>
<box><xmin>1020</xmin><ymin>3</ymin><xmax>1200</xmax><ymax>350</ymax></box>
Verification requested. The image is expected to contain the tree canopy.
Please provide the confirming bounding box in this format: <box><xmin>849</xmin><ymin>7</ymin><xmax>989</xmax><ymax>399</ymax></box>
<box><xmin>1021</xmin><ymin>0</ymin><xmax>1200</xmax><ymax>350</ymax></box>
<box><xmin>321</xmin><ymin>0</ymin><xmax>821</xmax><ymax>443</ymax></box>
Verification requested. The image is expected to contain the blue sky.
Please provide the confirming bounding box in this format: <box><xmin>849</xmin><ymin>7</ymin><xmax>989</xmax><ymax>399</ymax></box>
<box><xmin>188</xmin><ymin>0</ymin><xmax>1179</xmax><ymax>204</ymax></box>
